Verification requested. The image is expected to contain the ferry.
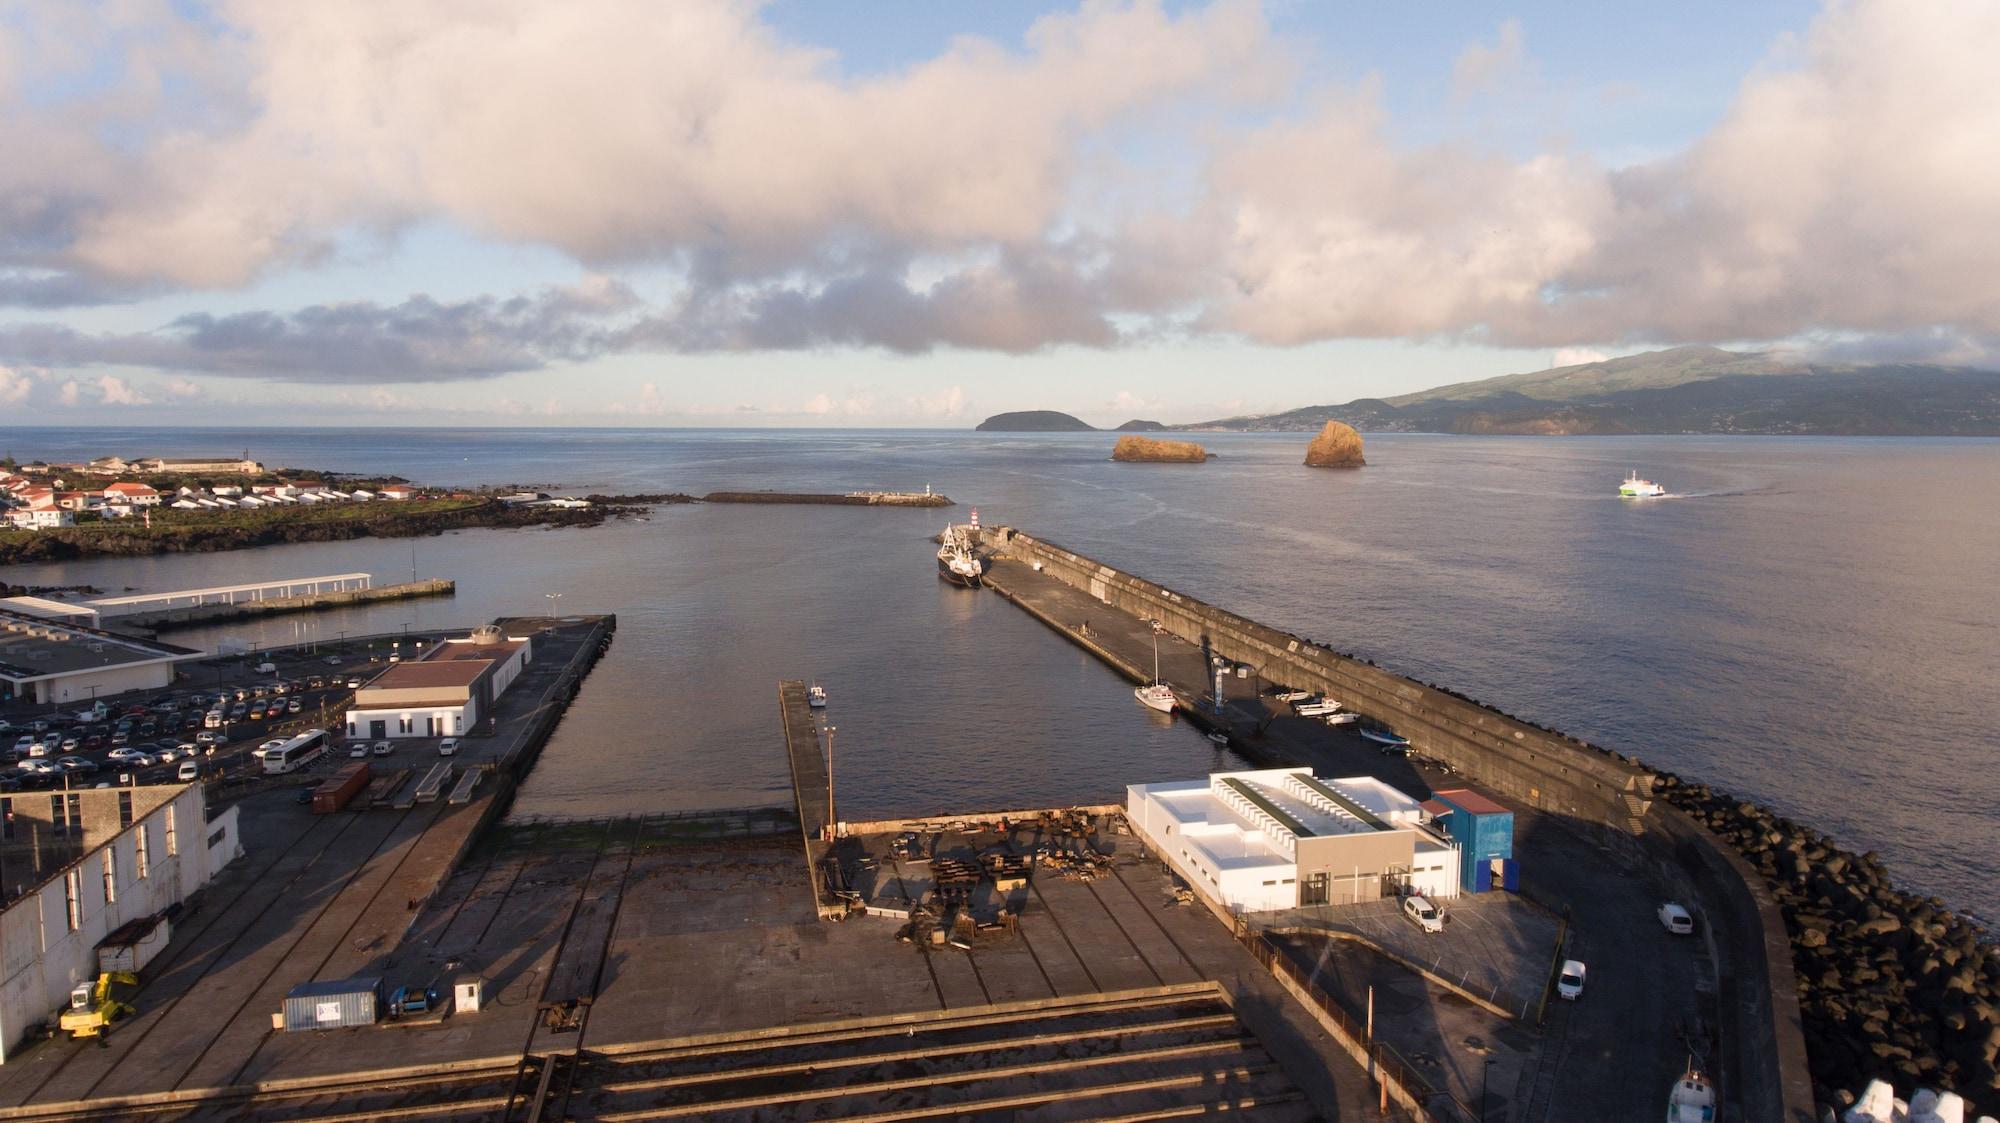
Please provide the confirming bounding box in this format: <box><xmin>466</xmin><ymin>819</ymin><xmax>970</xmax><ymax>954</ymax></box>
<box><xmin>1619</xmin><ymin>471</ymin><xmax>1667</xmax><ymax>498</ymax></box>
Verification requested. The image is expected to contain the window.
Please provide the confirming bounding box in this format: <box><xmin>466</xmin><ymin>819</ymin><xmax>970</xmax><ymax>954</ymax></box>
<box><xmin>64</xmin><ymin>869</ymin><xmax>82</xmax><ymax>931</ymax></box>
<box><xmin>165</xmin><ymin>806</ymin><xmax>178</xmax><ymax>857</ymax></box>
<box><xmin>398</xmin><ymin>715</ymin><xmax>413</xmax><ymax>734</ymax></box>
<box><xmin>67</xmin><ymin>793</ymin><xmax>81</xmax><ymax>833</ymax></box>
<box><xmin>118</xmin><ymin>790</ymin><xmax>133</xmax><ymax>828</ymax></box>
<box><xmin>49</xmin><ymin>793</ymin><xmax>66</xmax><ymax>836</ymax></box>
<box><xmin>103</xmin><ymin>850</ymin><xmax>116</xmax><ymax>904</ymax></box>
<box><xmin>1</xmin><ymin>796</ymin><xmax>12</xmax><ymax>841</ymax></box>
<box><xmin>136</xmin><ymin>824</ymin><xmax>150</xmax><ymax>880</ymax></box>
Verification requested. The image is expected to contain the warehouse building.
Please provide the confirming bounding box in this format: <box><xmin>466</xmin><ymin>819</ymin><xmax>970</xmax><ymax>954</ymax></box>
<box><xmin>0</xmin><ymin>783</ymin><xmax>243</xmax><ymax>1063</ymax></box>
<box><xmin>1126</xmin><ymin>768</ymin><xmax>1461</xmax><ymax>914</ymax></box>
<box><xmin>343</xmin><ymin>624</ymin><xmax>532</xmax><ymax>741</ymax></box>
<box><xmin>0</xmin><ymin>608</ymin><xmax>202</xmax><ymax>706</ymax></box>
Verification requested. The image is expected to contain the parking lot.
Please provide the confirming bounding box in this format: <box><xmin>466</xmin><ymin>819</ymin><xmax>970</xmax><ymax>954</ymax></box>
<box><xmin>1</xmin><ymin>634</ymin><xmax>444</xmax><ymax>796</ymax></box>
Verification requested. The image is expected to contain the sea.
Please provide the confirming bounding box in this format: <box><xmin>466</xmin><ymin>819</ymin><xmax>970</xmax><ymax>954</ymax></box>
<box><xmin>5</xmin><ymin>427</ymin><xmax>1996</xmax><ymax>922</ymax></box>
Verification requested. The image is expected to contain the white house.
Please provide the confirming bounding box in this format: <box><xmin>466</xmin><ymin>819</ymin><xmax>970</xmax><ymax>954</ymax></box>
<box><xmin>1126</xmin><ymin>768</ymin><xmax>1461</xmax><ymax>915</ymax></box>
<box><xmin>3</xmin><ymin>510</ymin><xmax>73</xmax><ymax>530</ymax></box>
<box><xmin>100</xmin><ymin>504</ymin><xmax>136</xmax><ymax>519</ymax></box>
<box><xmin>344</xmin><ymin>626</ymin><xmax>532</xmax><ymax>741</ymax></box>
<box><xmin>100</xmin><ymin>482</ymin><xmax>161</xmax><ymax>507</ymax></box>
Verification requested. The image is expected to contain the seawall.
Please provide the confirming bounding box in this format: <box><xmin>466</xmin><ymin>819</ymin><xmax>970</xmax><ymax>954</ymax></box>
<box><xmin>701</xmin><ymin>491</ymin><xmax>952</xmax><ymax>507</ymax></box>
<box><xmin>128</xmin><ymin>578</ymin><xmax>456</xmax><ymax>630</ymax></box>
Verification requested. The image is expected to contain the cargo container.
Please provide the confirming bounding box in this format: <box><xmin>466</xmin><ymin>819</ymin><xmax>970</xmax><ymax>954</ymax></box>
<box><xmin>312</xmin><ymin>761</ymin><xmax>371</xmax><ymax>814</ymax></box>
<box><xmin>97</xmin><ymin>913</ymin><xmax>171</xmax><ymax>975</ymax></box>
<box><xmin>282</xmin><ymin>976</ymin><xmax>381</xmax><ymax>1031</ymax></box>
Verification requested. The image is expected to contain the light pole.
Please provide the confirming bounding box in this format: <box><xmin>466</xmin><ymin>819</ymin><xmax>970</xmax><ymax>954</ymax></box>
<box><xmin>544</xmin><ymin>592</ymin><xmax>563</xmax><ymax>620</ymax></box>
<box><xmin>824</xmin><ymin>724</ymin><xmax>836</xmax><ymax>838</ymax></box>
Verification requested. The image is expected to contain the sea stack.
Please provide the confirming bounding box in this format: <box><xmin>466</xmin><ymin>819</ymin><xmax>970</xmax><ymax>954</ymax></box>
<box><xmin>1303</xmin><ymin>420</ymin><xmax>1365</xmax><ymax>468</ymax></box>
<box><xmin>1110</xmin><ymin>435</ymin><xmax>1209</xmax><ymax>463</ymax></box>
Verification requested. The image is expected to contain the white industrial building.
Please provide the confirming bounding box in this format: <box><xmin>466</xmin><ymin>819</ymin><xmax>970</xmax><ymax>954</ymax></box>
<box><xmin>344</xmin><ymin>625</ymin><xmax>532</xmax><ymax>741</ymax></box>
<box><xmin>1126</xmin><ymin>768</ymin><xmax>1461</xmax><ymax>914</ymax></box>
<box><xmin>0</xmin><ymin>783</ymin><xmax>242</xmax><ymax>1062</ymax></box>
<box><xmin>0</xmin><ymin>609</ymin><xmax>203</xmax><ymax>706</ymax></box>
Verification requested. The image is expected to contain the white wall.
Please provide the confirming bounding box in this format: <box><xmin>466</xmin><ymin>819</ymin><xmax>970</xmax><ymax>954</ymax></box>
<box><xmin>1127</xmin><ymin>783</ymin><xmax>1297</xmax><ymax>915</ymax></box>
<box><xmin>0</xmin><ymin>787</ymin><xmax>239</xmax><ymax>1063</ymax></box>
<box><xmin>33</xmin><ymin>661</ymin><xmax>176</xmax><ymax>706</ymax></box>
<box><xmin>344</xmin><ymin>704</ymin><xmax>471</xmax><ymax>740</ymax></box>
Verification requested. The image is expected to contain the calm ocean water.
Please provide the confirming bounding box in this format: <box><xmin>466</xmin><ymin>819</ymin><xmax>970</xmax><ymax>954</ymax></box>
<box><xmin>6</xmin><ymin>427</ymin><xmax>1996</xmax><ymax>920</ymax></box>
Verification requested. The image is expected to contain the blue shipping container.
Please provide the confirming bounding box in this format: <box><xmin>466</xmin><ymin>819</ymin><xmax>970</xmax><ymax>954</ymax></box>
<box><xmin>1431</xmin><ymin>790</ymin><xmax>1515</xmax><ymax>894</ymax></box>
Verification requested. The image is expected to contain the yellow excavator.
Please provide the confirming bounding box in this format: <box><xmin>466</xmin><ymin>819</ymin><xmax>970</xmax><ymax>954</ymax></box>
<box><xmin>58</xmin><ymin>972</ymin><xmax>137</xmax><ymax>1039</ymax></box>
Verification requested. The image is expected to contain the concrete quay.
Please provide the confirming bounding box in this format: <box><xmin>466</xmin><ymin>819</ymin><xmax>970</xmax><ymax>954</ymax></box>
<box><xmin>124</xmin><ymin>578</ymin><xmax>455</xmax><ymax>631</ymax></box>
<box><xmin>978</xmin><ymin>536</ymin><xmax>1817</xmax><ymax>1123</ymax></box>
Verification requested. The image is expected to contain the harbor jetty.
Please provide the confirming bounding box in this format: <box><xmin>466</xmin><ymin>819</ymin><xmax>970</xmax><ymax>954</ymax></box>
<box><xmin>118</xmin><ymin>578</ymin><xmax>455</xmax><ymax>630</ymax></box>
<box><xmin>974</xmin><ymin>523</ymin><xmax>1818</xmax><ymax>1122</ymax></box>
<box><xmin>702</xmin><ymin>490</ymin><xmax>952</xmax><ymax>507</ymax></box>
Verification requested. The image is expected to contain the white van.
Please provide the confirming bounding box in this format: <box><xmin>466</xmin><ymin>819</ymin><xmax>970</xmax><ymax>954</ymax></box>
<box><xmin>437</xmin><ymin>738</ymin><xmax>459</xmax><ymax>757</ymax></box>
<box><xmin>1658</xmin><ymin>902</ymin><xmax>1695</xmax><ymax>935</ymax></box>
<box><xmin>177</xmin><ymin>760</ymin><xmax>201</xmax><ymax>782</ymax></box>
<box><xmin>254</xmin><ymin>662</ymin><xmax>278</xmax><ymax>674</ymax></box>
<box><xmin>1557</xmin><ymin>959</ymin><xmax>1586</xmax><ymax>1000</ymax></box>
<box><xmin>1402</xmin><ymin>894</ymin><xmax>1444</xmax><ymax>934</ymax></box>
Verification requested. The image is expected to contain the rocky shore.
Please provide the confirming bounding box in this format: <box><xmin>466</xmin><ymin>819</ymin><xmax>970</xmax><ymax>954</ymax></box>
<box><xmin>1655</xmin><ymin>773</ymin><xmax>1996</xmax><ymax>1113</ymax></box>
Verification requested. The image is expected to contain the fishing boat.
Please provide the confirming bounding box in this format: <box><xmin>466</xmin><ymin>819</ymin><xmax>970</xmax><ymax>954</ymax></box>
<box><xmin>1323</xmin><ymin>712</ymin><xmax>1360</xmax><ymax>726</ymax></box>
<box><xmin>1358</xmin><ymin>727</ymin><xmax>1410</xmax><ymax>748</ymax></box>
<box><xmin>1205</xmin><ymin>731</ymin><xmax>1230</xmax><ymax>746</ymax></box>
<box><xmin>1666</xmin><ymin>1063</ymin><xmax>1715</xmax><ymax>1122</ymax></box>
<box><xmin>936</xmin><ymin>524</ymin><xmax>984</xmax><ymax>587</ymax></box>
<box><xmin>1619</xmin><ymin>471</ymin><xmax>1667</xmax><ymax>498</ymax></box>
<box><xmin>808</xmin><ymin>685</ymin><xmax>827</xmax><ymax>709</ymax></box>
<box><xmin>1134</xmin><ymin>624</ymin><xmax>1176</xmax><ymax>713</ymax></box>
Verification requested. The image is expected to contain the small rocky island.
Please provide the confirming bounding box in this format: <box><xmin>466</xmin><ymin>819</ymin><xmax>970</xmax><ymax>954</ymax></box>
<box><xmin>975</xmin><ymin>410</ymin><xmax>1096</xmax><ymax>432</ymax></box>
<box><xmin>1110</xmin><ymin>435</ymin><xmax>1209</xmax><ymax>463</ymax></box>
<box><xmin>1303</xmin><ymin>420</ymin><xmax>1366</xmax><ymax>468</ymax></box>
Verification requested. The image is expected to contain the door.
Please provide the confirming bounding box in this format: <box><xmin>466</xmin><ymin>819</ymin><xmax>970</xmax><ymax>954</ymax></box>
<box><xmin>369</xmin><ymin>720</ymin><xmax>386</xmax><ymax>739</ymax></box>
<box><xmin>1299</xmin><ymin>872</ymin><xmax>1329</xmax><ymax>907</ymax></box>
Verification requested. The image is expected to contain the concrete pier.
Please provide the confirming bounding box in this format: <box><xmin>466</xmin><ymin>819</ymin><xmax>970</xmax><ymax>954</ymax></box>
<box><xmin>777</xmin><ymin>679</ymin><xmax>841</xmax><ymax>919</ymax></box>
<box><xmin>124</xmin><ymin>578</ymin><xmax>455</xmax><ymax>630</ymax></box>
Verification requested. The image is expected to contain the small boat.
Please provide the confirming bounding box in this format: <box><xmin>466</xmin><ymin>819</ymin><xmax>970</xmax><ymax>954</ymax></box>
<box><xmin>1323</xmin><ymin>712</ymin><xmax>1359</xmax><ymax>726</ymax></box>
<box><xmin>1272</xmin><ymin>690</ymin><xmax>1313</xmax><ymax>703</ymax></box>
<box><xmin>936</xmin><ymin>524</ymin><xmax>985</xmax><ymax>587</ymax></box>
<box><xmin>1205</xmin><ymin>731</ymin><xmax>1230</xmax><ymax>746</ymax></box>
<box><xmin>1294</xmin><ymin>699</ymin><xmax>1341</xmax><ymax>717</ymax></box>
<box><xmin>1359</xmin><ymin>727</ymin><xmax>1410</xmax><ymax>747</ymax></box>
<box><xmin>1134</xmin><ymin>624</ymin><xmax>1176</xmax><ymax>713</ymax></box>
<box><xmin>808</xmin><ymin>685</ymin><xmax>827</xmax><ymax>709</ymax></box>
<box><xmin>1666</xmin><ymin>1063</ymin><xmax>1715</xmax><ymax>1122</ymax></box>
<box><xmin>1619</xmin><ymin>471</ymin><xmax>1667</xmax><ymax>498</ymax></box>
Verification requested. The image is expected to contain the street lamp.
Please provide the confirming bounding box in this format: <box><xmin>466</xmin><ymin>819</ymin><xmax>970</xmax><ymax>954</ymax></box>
<box><xmin>544</xmin><ymin>592</ymin><xmax>563</xmax><ymax>620</ymax></box>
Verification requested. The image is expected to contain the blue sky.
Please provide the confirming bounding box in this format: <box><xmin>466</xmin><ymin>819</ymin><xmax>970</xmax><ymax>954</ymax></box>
<box><xmin>2</xmin><ymin>0</ymin><xmax>1992</xmax><ymax>427</ymax></box>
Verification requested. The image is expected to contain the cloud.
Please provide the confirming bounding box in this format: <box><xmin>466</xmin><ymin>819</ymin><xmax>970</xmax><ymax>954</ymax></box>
<box><xmin>1452</xmin><ymin>19</ymin><xmax>1531</xmax><ymax>99</ymax></box>
<box><xmin>0</xmin><ymin>364</ymin><xmax>30</xmax><ymax>406</ymax></box>
<box><xmin>3</xmin><ymin>0</ymin><xmax>1998</xmax><ymax>373</ymax></box>
<box><xmin>1551</xmin><ymin>348</ymin><xmax>1610</xmax><ymax>368</ymax></box>
<box><xmin>58</xmin><ymin>381</ymin><xmax>79</xmax><ymax>407</ymax></box>
<box><xmin>95</xmin><ymin>374</ymin><xmax>150</xmax><ymax>406</ymax></box>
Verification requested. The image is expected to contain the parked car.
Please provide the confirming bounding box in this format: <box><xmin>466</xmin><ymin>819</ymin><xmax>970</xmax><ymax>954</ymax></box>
<box><xmin>59</xmin><ymin>737</ymin><xmax>79</xmax><ymax>752</ymax></box>
<box><xmin>295</xmin><ymin>786</ymin><xmax>315</xmax><ymax>805</ymax></box>
<box><xmin>12</xmin><ymin>735</ymin><xmax>34</xmax><ymax>754</ymax></box>
<box><xmin>349</xmin><ymin>744</ymin><xmax>369</xmax><ymax>759</ymax></box>
<box><xmin>177</xmin><ymin>760</ymin><xmax>201</xmax><ymax>782</ymax></box>
<box><xmin>287</xmin><ymin>699</ymin><xmax>303</xmax><ymax>714</ymax></box>
<box><xmin>346</xmin><ymin>677</ymin><xmax>363</xmax><ymax>689</ymax></box>
<box><xmin>308</xmin><ymin>675</ymin><xmax>326</xmax><ymax>689</ymax></box>
<box><xmin>1658</xmin><ymin>902</ymin><xmax>1695</xmax><ymax>935</ymax></box>
<box><xmin>57</xmin><ymin>756</ymin><xmax>98</xmax><ymax>773</ymax></box>
<box><xmin>323</xmin><ymin>655</ymin><xmax>343</xmax><ymax>666</ymax></box>
<box><xmin>110</xmin><ymin>731</ymin><xmax>130</xmax><ymax>746</ymax></box>
<box><xmin>195</xmin><ymin>731</ymin><xmax>224</xmax><ymax>746</ymax></box>
<box><xmin>372</xmin><ymin>741</ymin><xmax>393</xmax><ymax>756</ymax></box>
<box><xmin>82</xmin><ymin>733</ymin><xmax>104</xmax><ymax>750</ymax></box>
<box><xmin>1557</xmin><ymin>959</ymin><xmax>1587</xmax><ymax>1000</ymax></box>
<box><xmin>26</xmin><ymin>719</ymin><xmax>50</xmax><ymax>733</ymax></box>
<box><xmin>437</xmin><ymin>738</ymin><xmax>460</xmax><ymax>757</ymax></box>
<box><xmin>1401</xmin><ymin>894</ymin><xmax>1445</xmax><ymax>934</ymax></box>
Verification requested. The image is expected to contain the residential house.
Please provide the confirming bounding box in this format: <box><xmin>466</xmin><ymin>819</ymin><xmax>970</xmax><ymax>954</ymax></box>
<box><xmin>4</xmin><ymin>509</ymin><xmax>73</xmax><ymax>530</ymax></box>
<box><xmin>380</xmin><ymin>485</ymin><xmax>417</xmax><ymax>500</ymax></box>
<box><xmin>101</xmin><ymin>482</ymin><xmax>162</xmax><ymax>506</ymax></box>
<box><xmin>54</xmin><ymin>491</ymin><xmax>99</xmax><ymax>513</ymax></box>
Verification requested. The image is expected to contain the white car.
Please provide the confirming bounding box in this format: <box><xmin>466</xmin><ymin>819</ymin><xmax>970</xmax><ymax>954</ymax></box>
<box><xmin>107</xmin><ymin>749</ymin><xmax>154</xmax><ymax>768</ymax></box>
<box><xmin>252</xmin><ymin>739</ymin><xmax>286</xmax><ymax>760</ymax></box>
<box><xmin>1557</xmin><ymin>959</ymin><xmax>1587</xmax><ymax>1000</ymax></box>
<box><xmin>1401</xmin><ymin>894</ymin><xmax>1444</xmax><ymax>934</ymax></box>
<box><xmin>372</xmin><ymin>741</ymin><xmax>393</xmax><ymax>756</ymax></box>
<box><xmin>437</xmin><ymin>738</ymin><xmax>460</xmax><ymax>757</ymax></box>
<box><xmin>1658</xmin><ymin>902</ymin><xmax>1695</xmax><ymax>935</ymax></box>
<box><xmin>349</xmin><ymin>745</ymin><xmax>369</xmax><ymax>759</ymax></box>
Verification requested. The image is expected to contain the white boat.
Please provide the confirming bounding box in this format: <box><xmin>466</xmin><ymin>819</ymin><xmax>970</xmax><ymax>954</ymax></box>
<box><xmin>936</xmin><ymin>524</ymin><xmax>984</xmax><ymax>587</ymax></box>
<box><xmin>1620</xmin><ymin>471</ymin><xmax>1667</xmax><ymax>498</ymax></box>
<box><xmin>1134</xmin><ymin>624</ymin><xmax>1176</xmax><ymax>713</ymax></box>
<box><xmin>1295</xmin><ymin>699</ymin><xmax>1341</xmax><ymax>717</ymax></box>
<box><xmin>1323</xmin><ymin>712</ymin><xmax>1359</xmax><ymax>726</ymax></box>
<box><xmin>1273</xmin><ymin>690</ymin><xmax>1313</xmax><ymax>703</ymax></box>
<box><xmin>1667</xmin><ymin>1064</ymin><xmax>1716</xmax><ymax>1123</ymax></box>
<box><xmin>808</xmin><ymin>685</ymin><xmax>827</xmax><ymax>709</ymax></box>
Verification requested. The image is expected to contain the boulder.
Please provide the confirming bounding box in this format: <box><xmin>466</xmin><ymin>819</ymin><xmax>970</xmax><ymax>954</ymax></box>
<box><xmin>1110</xmin><ymin>435</ymin><xmax>1209</xmax><ymax>463</ymax></box>
<box><xmin>1303</xmin><ymin>420</ymin><xmax>1366</xmax><ymax>468</ymax></box>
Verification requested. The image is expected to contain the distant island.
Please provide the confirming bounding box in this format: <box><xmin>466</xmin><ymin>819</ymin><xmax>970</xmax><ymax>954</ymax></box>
<box><xmin>1167</xmin><ymin>346</ymin><xmax>2000</xmax><ymax>437</ymax></box>
<box><xmin>975</xmin><ymin>410</ymin><xmax>1097</xmax><ymax>432</ymax></box>
<box><xmin>1115</xmin><ymin>420</ymin><xmax>1168</xmax><ymax>432</ymax></box>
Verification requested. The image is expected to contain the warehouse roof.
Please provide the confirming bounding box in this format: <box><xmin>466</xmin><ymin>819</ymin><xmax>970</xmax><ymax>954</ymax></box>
<box><xmin>357</xmin><ymin>660</ymin><xmax>492</xmax><ymax>691</ymax></box>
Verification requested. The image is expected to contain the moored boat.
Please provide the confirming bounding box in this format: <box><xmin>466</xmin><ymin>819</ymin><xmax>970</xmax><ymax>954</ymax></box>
<box><xmin>1666</xmin><ymin>1063</ymin><xmax>1715</xmax><ymax>1122</ymax></box>
<box><xmin>1134</xmin><ymin>623</ymin><xmax>1176</xmax><ymax>713</ymax></box>
<box><xmin>1358</xmin><ymin>727</ymin><xmax>1410</xmax><ymax>747</ymax></box>
<box><xmin>808</xmin><ymin>684</ymin><xmax>827</xmax><ymax>709</ymax></box>
<box><xmin>937</xmin><ymin>524</ymin><xmax>985</xmax><ymax>587</ymax></box>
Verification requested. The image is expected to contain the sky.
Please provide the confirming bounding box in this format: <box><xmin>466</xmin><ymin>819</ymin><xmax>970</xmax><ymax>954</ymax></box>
<box><xmin>2</xmin><ymin>0</ymin><xmax>1996</xmax><ymax>428</ymax></box>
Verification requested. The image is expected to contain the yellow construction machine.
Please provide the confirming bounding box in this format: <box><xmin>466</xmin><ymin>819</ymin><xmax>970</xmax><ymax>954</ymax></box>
<box><xmin>58</xmin><ymin>972</ymin><xmax>137</xmax><ymax>1039</ymax></box>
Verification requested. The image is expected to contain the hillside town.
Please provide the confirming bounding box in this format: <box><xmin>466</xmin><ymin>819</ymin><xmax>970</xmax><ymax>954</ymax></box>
<box><xmin>0</xmin><ymin>455</ymin><xmax>422</xmax><ymax>531</ymax></box>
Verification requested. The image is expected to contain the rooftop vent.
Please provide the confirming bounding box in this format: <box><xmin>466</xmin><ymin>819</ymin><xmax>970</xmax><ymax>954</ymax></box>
<box><xmin>470</xmin><ymin>624</ymin><xmax>503</xmax><ymax>646</ymax></box>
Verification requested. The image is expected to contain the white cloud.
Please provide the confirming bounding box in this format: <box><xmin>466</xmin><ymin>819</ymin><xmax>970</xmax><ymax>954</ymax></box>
<box><xmin>908</xmin><ymin>384</ymin><xmax>966</xmax><ymax>419</ymax></box>
<box><xmin>95</xmin><ymin>374</ymin><xmax>151</xmax><ymax>405</ymax></box>
<box><xmin>1551</xmin><ymin>348</ymin><xmax>1610</xmax><ymax>368</ymax></box>
<box><xmin>1452</xmin><ymin>19</ymin><xmax>1531</xmax><ymax>99</ymax></box>
<box><xmin>163</xmin><ymin>377</ymin><xmax>203</xmax><ymax>399</ymax></box>
<box><xmin>58</xmin><ymin>381</ymin><xmax>80</xmax><ymax>407</ymax></box>
<box><xmin>0</xmin><ymin>364</ymin><xmax>30</xmax><ymax>405</ymax></box>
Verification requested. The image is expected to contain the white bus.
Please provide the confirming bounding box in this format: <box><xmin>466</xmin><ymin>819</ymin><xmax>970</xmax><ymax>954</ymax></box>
<box><xmin>263</xmin><ymin>729</ymin><xmax>330</xmax><ymax>775</ymax></box>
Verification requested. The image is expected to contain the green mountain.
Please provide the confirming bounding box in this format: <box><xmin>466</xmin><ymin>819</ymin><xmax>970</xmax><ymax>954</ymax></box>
<box><xmin>1176</xmin><ymin>348</ymin><xmax>2000</xmax><ymax>436</ymax></box>
<box><xmin>975</xmin><ymin>410</ymin><xmax>1097</xmax><ymax>432</ymax></box>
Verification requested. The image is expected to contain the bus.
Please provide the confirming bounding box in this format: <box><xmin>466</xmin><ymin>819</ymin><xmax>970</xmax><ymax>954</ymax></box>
<box><xmin>263</xmin><ymin>729</ymin><xmax>330</xmax><ymax>775</ymax></box>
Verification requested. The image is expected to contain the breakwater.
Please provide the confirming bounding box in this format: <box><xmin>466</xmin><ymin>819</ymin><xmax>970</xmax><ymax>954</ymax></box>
<box><xmin>979</xmin><ymin>525</ymin><xmax>1819</xmax><ymax>1122</ymax></box>
<box><xmin>701</xmin><ymin>490</ymin><xmax>952</xmax><ymax>507</ymax></box>
<box><xmin>125</xmin><ymin>578</ymin><xmax>455</xmax><ymax>630</ymax></box>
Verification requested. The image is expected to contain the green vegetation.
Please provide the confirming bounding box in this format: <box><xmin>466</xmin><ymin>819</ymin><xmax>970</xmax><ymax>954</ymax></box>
<box><xmin>0</xmin><ymin>497</ymin><xmax>618</xmax><ymax>565</ymax></box>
